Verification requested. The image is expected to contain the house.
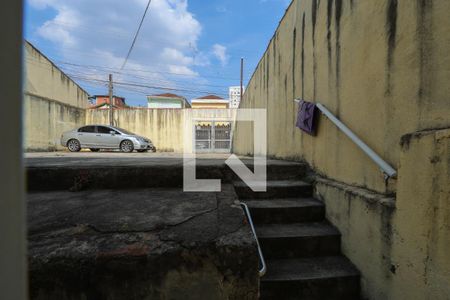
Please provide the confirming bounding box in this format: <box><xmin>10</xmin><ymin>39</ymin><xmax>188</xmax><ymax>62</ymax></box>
<box><xmin>89</xmin><ymin>95</ymin><xmax>126</xmax><ymax>108</ymax></box>
<box><xmin>191</xmin><ymin>95</ymin><xmax>229</xmax><ymax>109</ymax></box>
<box><xmin>147</xmin><ymin>93</ymin><xmax>191</xmax><ymax>109</ymax></box>
<box><xmin>88</xmin><ymin>102</ymin><xmax>121</xmax><ymax>110</ymax></box>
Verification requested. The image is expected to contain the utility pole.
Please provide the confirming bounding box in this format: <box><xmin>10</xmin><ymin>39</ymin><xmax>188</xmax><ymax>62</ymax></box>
<box><xmin>240</xmin><ymin>57</ymin><xmax>244</xmax><ymax>104</ymax></box>
<box><xmin>108</xmin><ymin>74</ymin><xmax>113</xmax><ymax>126</ymax></box>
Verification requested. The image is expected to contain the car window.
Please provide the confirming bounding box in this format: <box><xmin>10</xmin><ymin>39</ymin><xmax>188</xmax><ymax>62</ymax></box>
<box><xmin>78</xmin><ymin>126</ymin><xmax>96</xmax><ymax>133</ymax></box>
<box><xmin>97</xmin><ymin>126</ymin><xmax>112</xmax><ymax>134</ymax></box>
<box><xmin>113</xmin><ymin>127</ymin><xmax>135</xmax><ymax>135</ymax></box>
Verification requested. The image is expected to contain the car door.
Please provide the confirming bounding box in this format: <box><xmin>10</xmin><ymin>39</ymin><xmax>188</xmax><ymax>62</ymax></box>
<box><xmin>96</xmin><ymin>126</ymin><xmax>122</xmax><ymax>148</ymax></box>
<box><xmin>77</xmin><ymin>126</ymin><xmax>97</xmax><ymax>147</ymax></box>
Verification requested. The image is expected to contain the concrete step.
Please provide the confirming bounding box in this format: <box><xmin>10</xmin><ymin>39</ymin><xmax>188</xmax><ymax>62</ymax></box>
<box><xmin>260</xmin><ymin>256</ymin><xmax>360</xmax><ymax>300</ymax></box>
<box><xmin>245</xmin><ymin>198</ymin><xmax>324</xmax><ymax>224</ymax></box>
<box><xmin>226</xmin><ymin>162</ymin><xmax>310</xmax><ymax>182</ymax></box>
<box><xmin>234</xmin><ymin>180</ymin><xmax>313</xmax><ymax>199</ymax></box>
<box><xmin>26</xmin><ymin>157</ymin><xmax>310</xmax><ymax>191</ymax></box>
<box><xmin>256</xmin><ymin>222</ymin><xmax>341</xmax><ymax>259</ymax></box>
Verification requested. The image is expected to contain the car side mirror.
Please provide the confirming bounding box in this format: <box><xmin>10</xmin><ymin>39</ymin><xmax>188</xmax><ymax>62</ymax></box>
<box><xmin>110</xmin><ymin>131</ymin><xmax>116</xmax><ymax>135</ymax></box>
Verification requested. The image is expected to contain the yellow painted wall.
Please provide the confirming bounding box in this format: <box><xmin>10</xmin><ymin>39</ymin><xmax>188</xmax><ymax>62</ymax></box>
<box><xmin>24</xmin><ymin>94</ymin><xmax>85</xmax><ymax>151</ymax></box>
<box><xmin>233</xmin><ymin>1</ymin><xmax>450</xmax><ymax>299</ymax></box>
<box><xmin>233</xmin><ymin>0</ymin><xmax>450</xmax><ymax>194</ymax></box>
<box><xmin>390</xmin><ymin>128</ymin><xmax>450</xmax><ymax>299</ymax></box>
<box><xmin>192</xmin><ymin>103</ymin><xmax>229</xmax><ymax>109</ymax></box>
<box><xmin>315</xmin><ymin>179</ymin><xmax>396</xmax><ymax>299</ymax></box>
<box><xmin>24</xmin><ymin>42</ymin><xmax>88</xmax><ymax>109</ymax></box>
<box><xmin>317</xmin><ymin>128</ymin><xmax>450</xmax><ymax>300</ymax></box>
<box><xmin>24</xmin><ymin>41</ymin><xmax>89</xmax><ymax>151</ymax></box>
<box><xmin>86</xmin><ymin>109</ymin><xmax>236</xmax><ymax>153</ymax></box>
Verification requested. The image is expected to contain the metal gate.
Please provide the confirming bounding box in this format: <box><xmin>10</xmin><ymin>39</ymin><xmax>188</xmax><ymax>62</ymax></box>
<box><xmin>195</xmin><ymin>121</ymin><xmax>232</xmax><ymax>153</ymax></box>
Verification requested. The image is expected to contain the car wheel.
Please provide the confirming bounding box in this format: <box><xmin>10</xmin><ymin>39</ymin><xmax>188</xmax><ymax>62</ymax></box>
<box><xmin>67</xmin><ymin>139</ymin><xmax>81</xmax><ymax>152</ymax></box>
<box><xmin>152</xmin><ymin>147</ymin><xmax>157</xmax><ymax>153</ymax></box>
<box><xmin>137</xmin><ymin>149</ymin><xmax>148</xmax><ymax>153</ymax></box>
<box><xmin>90</xmin><ymin>148</ymin><xmax>100</xmax><ymax>152</ymax></box>
<box><xmin>120</xmin><ymin>140</ymin><xmax>134</xmax><ymax>153</ymax></box>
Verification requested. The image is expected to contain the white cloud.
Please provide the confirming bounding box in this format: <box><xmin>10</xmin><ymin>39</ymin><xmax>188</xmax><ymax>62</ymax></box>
<box><xmin>212</xmin><ymin>44</ymin><xmax>229</xmax><ymax>66</ymax></box>
<box><xmin>36</xmin><ymin>6</ymin><xmax>80</xmax><ymax>47</ymax></box>
<box><xmin>161</xmin><ymin>48</ymin><xmax>194</xmax><ymax>66</ymax></box>
<box><xmin>168</xmin><ymin>65</ymin><xmax>198</xmax><ymax>76</ymax></box>
<box><xmin>29</xmin><ymin>0</ymin><xmax>203</xmax><ymax>80</ymax></box>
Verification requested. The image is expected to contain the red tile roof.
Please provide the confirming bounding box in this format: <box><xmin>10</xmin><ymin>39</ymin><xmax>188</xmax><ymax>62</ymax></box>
<box><xmin>89</xmin><ymin>103</ymin><xmax>120</xmax><ymax>109</ymax></box>
<box><xmin>152</xmin><ymin>93</ymin><xmax>183</xmax><ymax>98</ymax></box>
<box><xmin>196</xmin><ymin>95</ymin><xmax>224</xmax><ymax>100</ymax></box>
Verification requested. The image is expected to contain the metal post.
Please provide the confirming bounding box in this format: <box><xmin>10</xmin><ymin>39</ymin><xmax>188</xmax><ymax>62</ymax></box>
<box><xmin>108</xmin><ymin>74</ymin><xmax>113</xmax><ymax>126</ymax></box>
<box><xmin>240</xmin><ymin>58</ymin><xmax>244</xmax><ymax>104</ymax></box>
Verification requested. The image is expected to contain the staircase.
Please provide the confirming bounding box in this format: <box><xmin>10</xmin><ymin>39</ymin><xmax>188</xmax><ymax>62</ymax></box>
<box><xmin>234</xmin><ymin>179</ymin><xmax>361</xmax><ymax>300</ymax></box>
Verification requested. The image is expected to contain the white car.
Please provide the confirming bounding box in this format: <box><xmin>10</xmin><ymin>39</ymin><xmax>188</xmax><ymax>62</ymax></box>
<box><xmin>61</xmin><ymin>125</ymin><xmax>156</xmax><ymax>153</ymax></box>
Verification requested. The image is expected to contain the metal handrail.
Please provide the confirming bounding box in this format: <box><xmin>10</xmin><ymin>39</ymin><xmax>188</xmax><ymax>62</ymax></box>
<box><xmin>294</xmin><ymin>99</ymin><xmax>397</xmax><ymax>179</ymax></box>
<box><xmin>240</xmin><ymin>202</ymin><xmax>267</xmax><ymax>277</ymax></box>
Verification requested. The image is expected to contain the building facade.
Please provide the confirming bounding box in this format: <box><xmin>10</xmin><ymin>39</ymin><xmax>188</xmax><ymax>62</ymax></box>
<box><xmin>90</xmin><ymin>95</ymin><xmax>126</xmax><ymax>108</ymax></box>
<box><xmin>229</xmin><ymin>86</ymin><xmax>245</xmax><ymax>108</ymax></box>
<box><xmin>191</xmin><ymin>95</ymin><xmax>229</xmax><ymax>109</ymax></box>
<box><xmin>147</xmin><ymin>93</ymin><xmax>191</xmax><ymax>109</ymax></box>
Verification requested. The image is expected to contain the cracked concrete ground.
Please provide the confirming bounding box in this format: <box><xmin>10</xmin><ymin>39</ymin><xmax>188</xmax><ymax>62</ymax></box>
<box><xmin>26</xmin><ymin>152</ymin><xmax>309</xmax><ymax>299</ymax></box>
<box><xmin>27</xmin><ymin>184</ymin><xmax>259</xmax><ymax>300</ymax></box>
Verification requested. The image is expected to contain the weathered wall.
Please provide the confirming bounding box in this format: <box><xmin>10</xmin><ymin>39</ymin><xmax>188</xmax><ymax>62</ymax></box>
<box><xmin>315</xmin><ymin>179</ymin><xmax>396</xmax><ymax>300</ymax></box>
<box><xmin>233</xmin><ymin>0</ymin><xmax>450</xmax><ymax>299</ymax></box>
<box><xmin>316</xmin><ymin>128</ymin><xmax>450</xmax><ymax>300</ymax></box>
<box><xmin>24</xmin><ymin>41</ymin><xmax>89</xmax><ymax>151</ymax></box>
<box><xmin>24</xmin><ymin>94</ymin><xmax>86</xmax><ymax>151</ymax></box>
<box><xmin>24</xmin><ymin>42</ymin><xmax>88</xmax><ymax>109</ymax></box>
<box><xmin>316</xmin><ymin>129</ymin><xmax>450</xmax><ymax>299</ymax></box>
<box><xmin>233</xmin><ymin>0</ymin><xmax>450</xmax><ymax>194</ymax></box>
<box><xmin>86</xmin><ymin>109</ymin><xmax>236</xmax><ymax>153</ymax></box>
<box><xmin>390</xmin><ymin>128</ymin><xmax>450</xmax><ymax>299</ymax></box>
<box><xmin>87</xmin><ymin>109</ymin><xmax>184</xmax><ymax>152</ymax></box>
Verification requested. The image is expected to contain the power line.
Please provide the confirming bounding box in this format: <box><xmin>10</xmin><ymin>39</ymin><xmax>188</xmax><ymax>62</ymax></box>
<box><xmin>56</xmin><ymin>60</ymin><xmax>246</xmax><ymax>81</ymax></box>
<box><xmin>121</xmin><ymin>0</ymin><xmax>152</xmax><ymax>70</ymax></box>
<box><xmin>25</xmin><ymin>48</ymin><xmax>253</xmax><ymax>80</ymax></box>
<box><xmin>68</xmin><ymin>74</ymin><xmax>229</xmax><ymax>97</ymax></box>
<box><xmin>24</xmin><ymin>57</ymin><xmax>245</xmax><ymax>95</ymax></box>
<box><xmin>24</xmin><ymin>58</ymin><xmax>230</xmax><ymax>97</ymax></box>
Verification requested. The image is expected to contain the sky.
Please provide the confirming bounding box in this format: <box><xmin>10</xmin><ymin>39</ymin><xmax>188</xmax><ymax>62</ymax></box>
<box><xmin>24</xmin><ymin>0</ymin><xmax>291</xmax><ymax>106</ymax></box>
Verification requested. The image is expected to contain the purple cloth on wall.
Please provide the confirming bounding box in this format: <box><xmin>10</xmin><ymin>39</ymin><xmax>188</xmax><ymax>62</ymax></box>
<box><xmin>296</xmin><ymin>100</ymin><xmax>317</xmax><ymax>136</ymax></box>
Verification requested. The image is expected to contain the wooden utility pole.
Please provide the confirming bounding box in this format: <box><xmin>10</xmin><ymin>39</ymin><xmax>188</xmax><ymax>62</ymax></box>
<box><xmin>108</xmin><ymin>74</ymin><xmax>113</xmax><ymax>126</ymax></box>
<box><xmin>240</xmin><ymin>58</ymin><xmax>244</xmax><ymax>104</ymax></box>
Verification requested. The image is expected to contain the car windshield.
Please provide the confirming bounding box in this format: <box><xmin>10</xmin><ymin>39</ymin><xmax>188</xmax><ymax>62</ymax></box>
<box><xmin>113</xmin><ymin>127</ymin><xmax>136</xmax><ymax>135</ymax></box>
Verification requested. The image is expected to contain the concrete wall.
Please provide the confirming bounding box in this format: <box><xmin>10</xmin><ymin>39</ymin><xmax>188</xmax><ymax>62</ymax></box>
<box><xmin>315</xmin><ymin>179</ymin><xmax>396</xmax><ymax>299</ymax></box>
<box><xmin>233</xmin><ymin>0</ymin><xmax>450</xmax><ymax>194</ymax></box>
<box><xmin>24</xmin><ymin>94</ymin><xmax>86</xmax><ymax>151</ymax></box>
<box><xmin>24</xmin><ymin>41</ymin><xmax>89</xmax><ymax>151</ymax></box>
<box><xmin>24</xmin><ymin>42</ymin><xmax>88</xmax><ymax>109</ymax></box>
<box><xmin>316</xmin><ymin>128</ymin><xmax>450</xmax><ymax>300</ymax></box>
<box><xmin>233</xmin><ymin>0</ymin><xmax>450</xmax><ymax>299</ymax></box>
<box><xmin>390</xmin><ymin>128</ymin><xmax>450</xmax><ymax>299</ymax></box>
<box><xmin>86</xmin><ymin>109</ymin><xmax>236</xmax><ymax>153</ymax></box>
